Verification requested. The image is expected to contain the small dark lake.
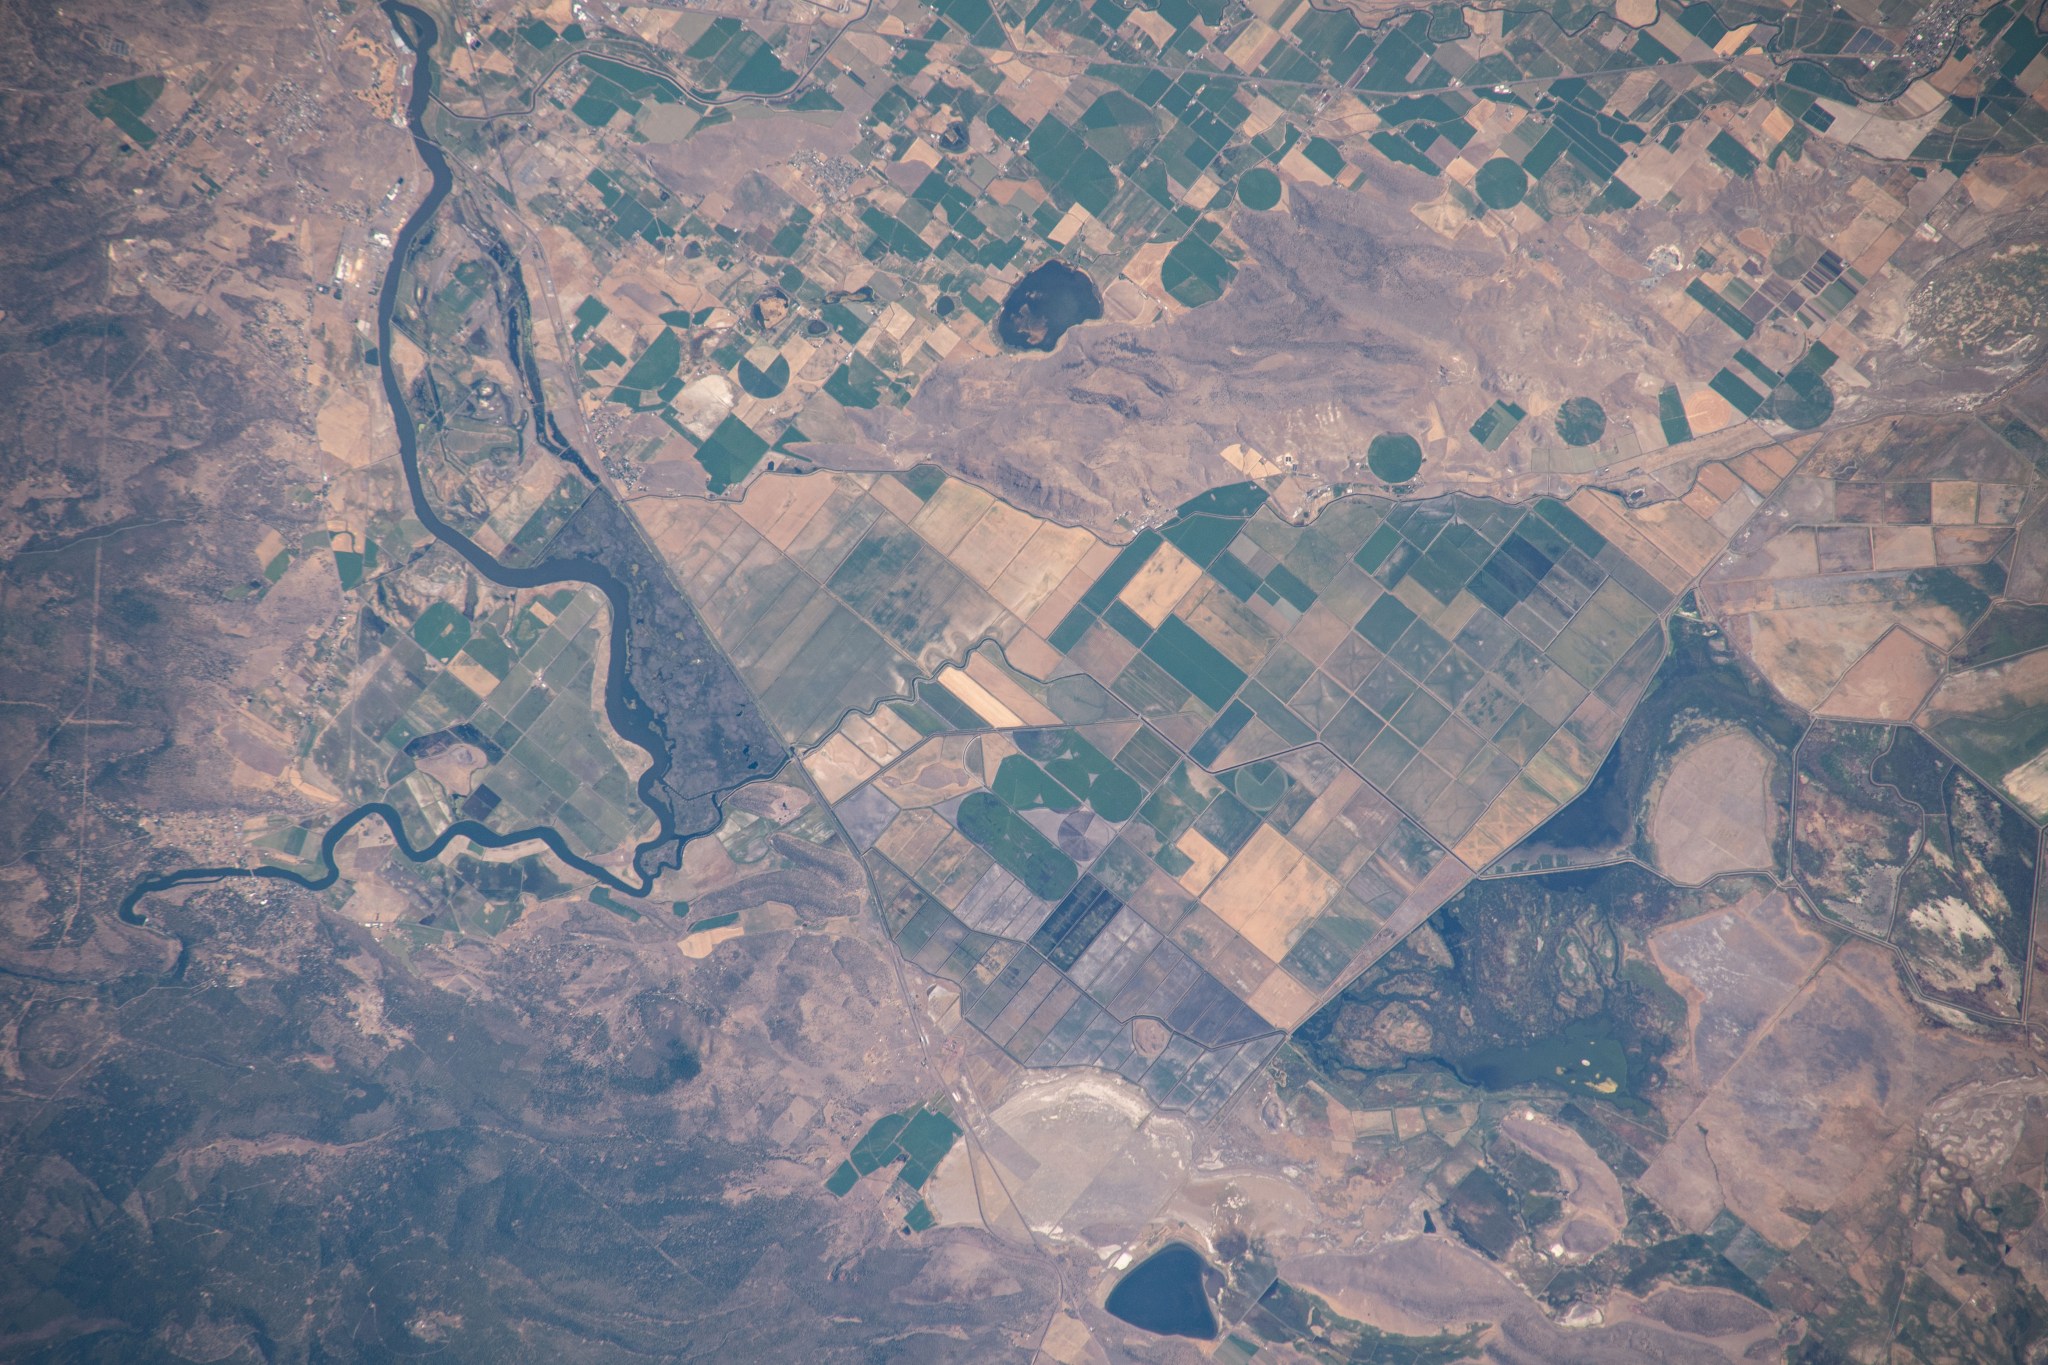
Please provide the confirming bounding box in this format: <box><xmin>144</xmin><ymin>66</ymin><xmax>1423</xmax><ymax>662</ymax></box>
<box><xmin>1104</xmin><ymin>1242</ymin><xmax>1218</xmax><ymax>1339</ymax></box>
<box><xmin>997</xmin><ymin>260</ymin><xmax>1101</xmax><ymax>351</ymax></box>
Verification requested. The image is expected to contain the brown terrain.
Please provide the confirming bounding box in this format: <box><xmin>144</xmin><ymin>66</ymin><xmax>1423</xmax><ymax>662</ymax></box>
<box><xmin>5</xmin><ymin>0</ymin><xmax>2048</xmax><ymax>1360</ymax></box>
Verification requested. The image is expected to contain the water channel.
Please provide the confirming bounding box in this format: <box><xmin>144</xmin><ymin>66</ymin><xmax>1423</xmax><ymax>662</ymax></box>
<box><xmin>120</xmin><ymin>2</ymin><xmax>697</xmax><ymax>923</ymax></box>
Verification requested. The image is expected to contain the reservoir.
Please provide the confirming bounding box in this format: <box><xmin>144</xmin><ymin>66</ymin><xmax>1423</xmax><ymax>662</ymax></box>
<box><xmin>997</xmin><ymin>260</ymin><xmax>1102</xmax><ymax>351</ymax></box>
<box><xmin>1104</xmin><ymin>1242</ymin><xmax>1218</xmax><ymax>1339</ymax></box>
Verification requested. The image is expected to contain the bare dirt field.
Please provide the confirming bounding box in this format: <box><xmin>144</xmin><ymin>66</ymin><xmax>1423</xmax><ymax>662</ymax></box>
<box><xmin>1639</xmin><ymin>937</ymin><xmax>2007</xmax><ymax>1248</ymax></box>
<box><xmin>1649</xmin><ymin>731</ymin><xmax>1779</xmax><ymax>883</ymax></box>
<box><xmin>1815</xmin><ymin>626</ymin><xmax>1945</xmax><ymax>721</ymax></box>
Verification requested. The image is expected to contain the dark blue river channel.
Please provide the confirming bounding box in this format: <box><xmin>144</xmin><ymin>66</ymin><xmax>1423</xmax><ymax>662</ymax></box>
<box><xmin>120</xmin><ymin>2</ymin><xmax>707</xmax><ymax>923</ymax></box>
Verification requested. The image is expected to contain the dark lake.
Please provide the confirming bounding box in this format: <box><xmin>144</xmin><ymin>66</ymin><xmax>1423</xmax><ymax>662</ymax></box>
<box><xmin>1455</xmin><ymin>1028</ymin><xmax>1630</xmax><ymax>1098</ymax></box>
<box><xmin>997</xmin><ymin>260</ymin><xmax>1101</xmax><ymax>351</ymax></box>
<box><xmin>1104</xmin><ymin>1242</ymin><xmax>1218</xmax><ymax>1339</ymax></box>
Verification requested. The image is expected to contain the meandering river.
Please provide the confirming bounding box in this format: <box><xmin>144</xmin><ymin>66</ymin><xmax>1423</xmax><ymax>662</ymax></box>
<box><xmin>121</xmin><ymin>2</ymin><xmax>691</xmax><ymax>923</ymax></box>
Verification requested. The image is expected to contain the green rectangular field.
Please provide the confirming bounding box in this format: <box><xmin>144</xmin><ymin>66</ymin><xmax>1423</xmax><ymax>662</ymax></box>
<box><xmin>956</xmin><ymin>792</ymin><xmax>1079</xmax><ymax>898</ymax></box>
<box><xmin>1080</xmin><ymin>531</ymin><xmax>1162</xmax><ymax>612</ymax></box>
<box><xmin>1141</xmin><ymin>616</ymin><xmax>1247</xmax><ymax>709</ymax></box>
<box><xmin>1468</xmin><ymin>400</ymin><xmax>1527</xmax><ymax>450</ymax></box>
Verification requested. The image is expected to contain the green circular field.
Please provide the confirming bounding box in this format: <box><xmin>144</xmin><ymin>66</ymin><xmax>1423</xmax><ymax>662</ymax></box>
<box><xmin>1770</xmin><ymin>369</ymin><xmax>1835</xmax><ymax>430</ymax></box>
<box><xmin>1231</xmin><ymin>762</ymin><xmax>1288</xmax><ymax>811</ymax></box>
<box><xmin>1237</xmin><ymin>167</ymin><xmax>1283</xmax><ymax>211</ymax></box>
<box><xmin>737</xmin><ymin>354</ymin><xmax>790</xmax><ymax>398</ymax></box>
<box><xmin>1367</xmin><ymin>432</ymin><xmax>1424</xmax><ymax>483</ymax></box>
<box><xmin>1474</xmin><ymin>158</ymin><xmax>1528</xmax><ymax>210</ymax></box>
<box><xmin>1088</xmin><ymin>769</ymin><xmax>1143</xmax><ymax>822</ymax></box>
<box><xmin>1554</xmin><ymin>397</ymin><xmax>1607</xmax><ymax>447</ymax></box>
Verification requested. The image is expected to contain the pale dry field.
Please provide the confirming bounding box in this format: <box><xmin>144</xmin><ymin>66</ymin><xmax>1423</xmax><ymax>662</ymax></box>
<box><xmin>1649</xmin><ymin>731</ymin><xmax>1778</xmax><ymax>883</ymax></box>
